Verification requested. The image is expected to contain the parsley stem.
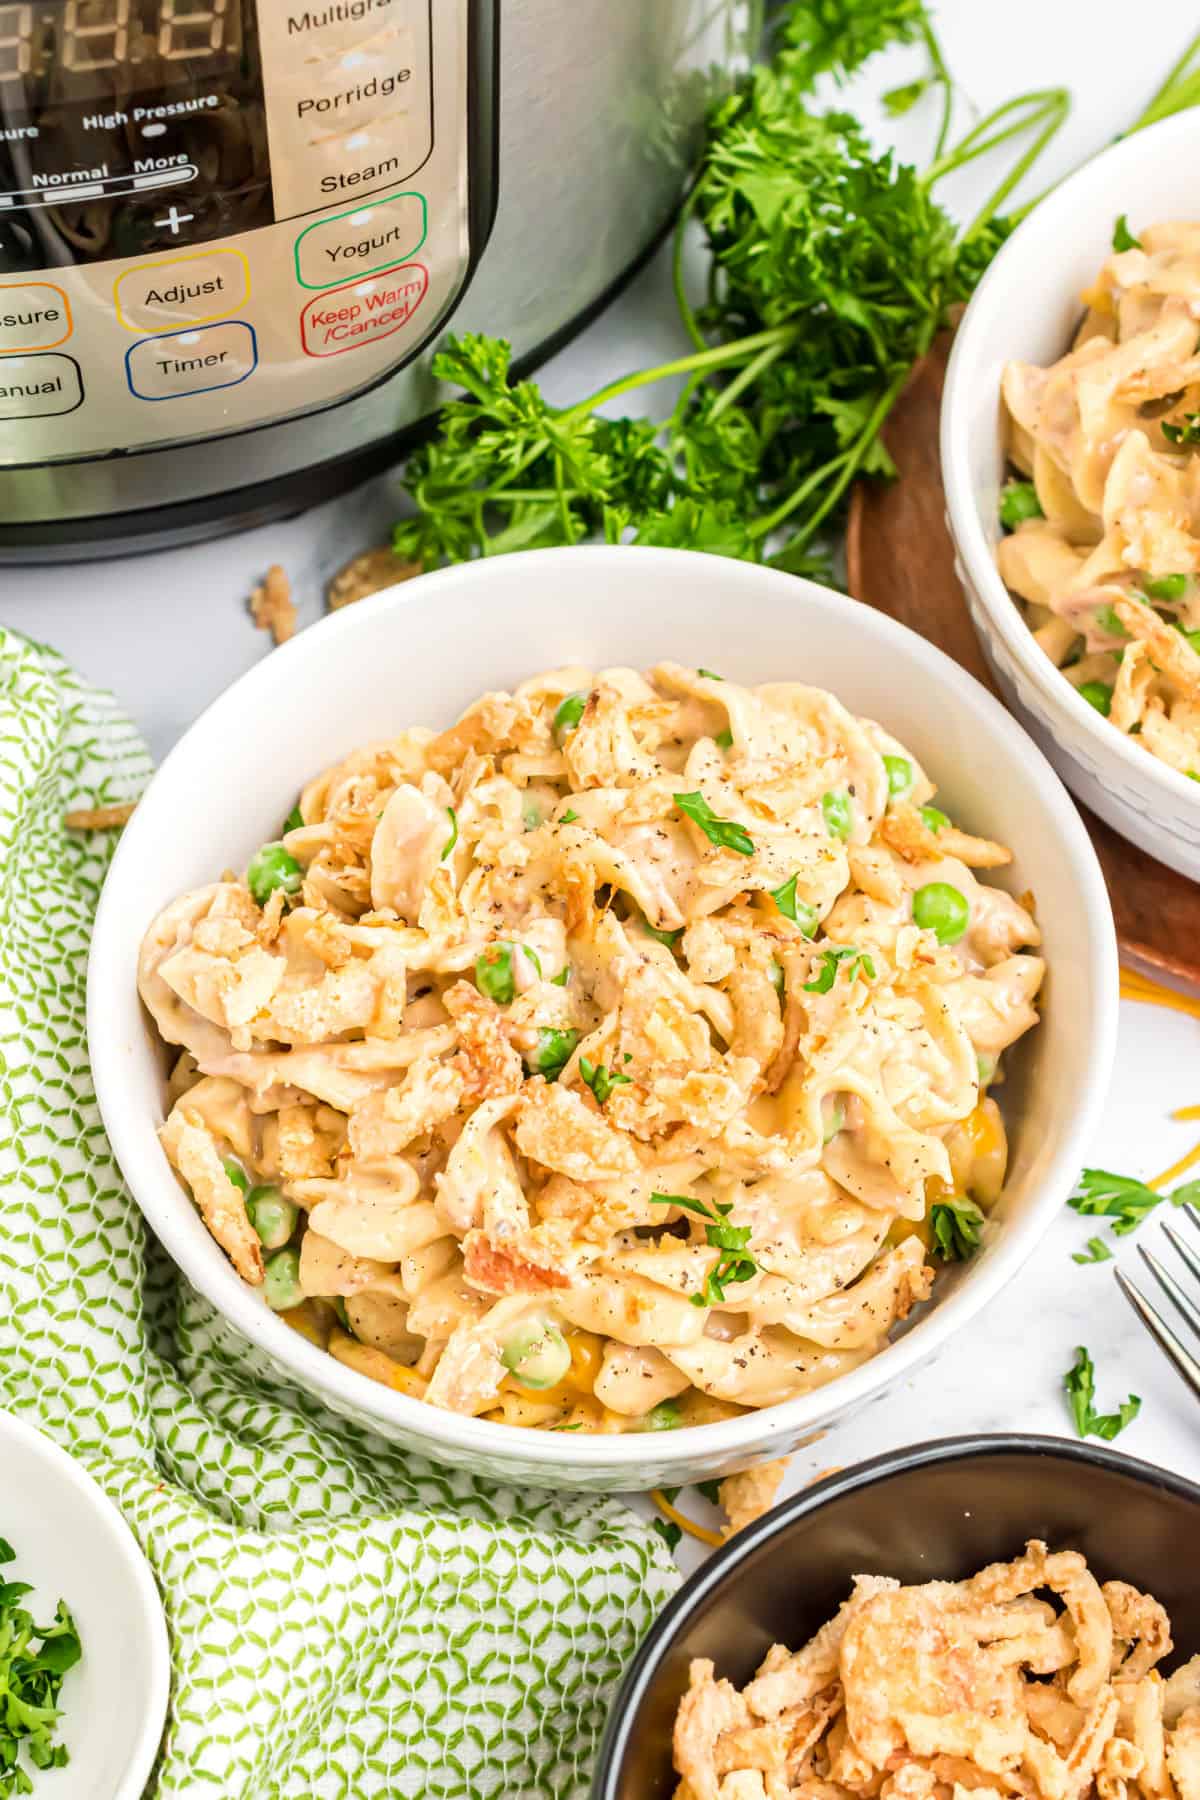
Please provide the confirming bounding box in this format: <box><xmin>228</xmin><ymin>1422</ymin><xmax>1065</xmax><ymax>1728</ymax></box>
<box><xmin>919</xmin><ymin>19</ymin><xmax>956</xmax><ymax>165</ymax></box>
<box><xmin>1123</xmin><ymin>29</ymin><xmax>1200</xmax><ymax>133</ymax></box>
<box><xmin>923</xmin><ymin>87</ymin><xmax>1071</xmax><ymax>239</ymax></box>
<box><xmin>708</xmin><ymin>338</ymin><xmax>788</xmax><ymax>421</ymax></box>
<box><xmin>559</xmin><ymin>326</ymin><xmax>801</xmax><ymax>423</ymax></box>
<box><xmin>672</xmin><ymin>184</ymin><xmax>709</xmax><ymax>355</ymax></box>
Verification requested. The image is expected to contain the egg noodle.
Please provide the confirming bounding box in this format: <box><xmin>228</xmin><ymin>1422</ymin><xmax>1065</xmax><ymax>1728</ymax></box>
<box><xmin>669</xmin><ymin>1544</ymin><xmax>1200</xmax><ymax>1800</ymax></box>
<box><xmin>998</xmin><ymin>221</ymin><xmax>1200</xmax><ymax>776</ymax></box>
<box><xmin>138</xmin><ymin>663</ymin><xmax>1043</xmax><ymax>1432</ymax></box>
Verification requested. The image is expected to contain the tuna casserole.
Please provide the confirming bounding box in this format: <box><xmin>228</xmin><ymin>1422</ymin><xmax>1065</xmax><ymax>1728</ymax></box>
<box><xmin>670</xmin><ymin>1543</ymin><xmax>1200</xmax><ymax>1800</ymax></box>
<box><xmin>138</xmin><ymin>663</ymin><xmax>1043</xmax><ymax>1432</ymax></box>
<box><xmin>999</xmin><ymin>220</ymin><xmax>1200</xmax><ymax>778</ymax></box>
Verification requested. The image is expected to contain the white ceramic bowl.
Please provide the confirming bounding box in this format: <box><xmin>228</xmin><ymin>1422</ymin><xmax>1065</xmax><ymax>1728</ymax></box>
<box><xmin>0</xmin><ymin>1411</ymin><xmax>169</xmax><ymax>1798</ymax></box>
<box><xmin>942</xmin><ymin>112</ymin><xmax>1200</xmax><ymax>880</ymax></box>
<box><xmin>89</xmin><ymin>546</ymin><xmax>1118</xmax><ymax>1491</ymax></box>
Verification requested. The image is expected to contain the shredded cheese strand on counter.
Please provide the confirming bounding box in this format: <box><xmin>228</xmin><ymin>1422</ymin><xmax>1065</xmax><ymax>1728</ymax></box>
<box><xmin>651</xmin><ymin>1489</ymin><xmax>724</xmax><ymax>1549</ymax></box>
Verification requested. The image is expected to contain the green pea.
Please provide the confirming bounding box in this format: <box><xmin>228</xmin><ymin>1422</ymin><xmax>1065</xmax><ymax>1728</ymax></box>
<box><xmin>822</xmin><ymin>789</ymin><xmax>852</xmax><ymax>841</ymax></box>
<box><xmin>821</xmin><ymin>1095</ymin><xmax>845</xmax><ymax>1143</ymax></box>
<box><xmin>769</xmin><ymin>960</ymin><xmax>785</xmax><ymax>996</ymax></box>
<box><xmin>222</xmin><ymin>1158</ymin><xmax>249</xmax><ymax>1194</ymax></box>
<box><xmin>553</xmin><ymin>692</ymin><xmax>588</xmax><ymax>743</ymax></box>
<box><xmin>912</xmin><ymin>881</ymin><xmax>970</xmax><ymax>946</ymax></box>
<box><xmin>1093</xmin><ymin>604</ymin><xmax>1129</xmax><ymax>641</ymax></box>
<box><xmin>525</xmin><ymin>1027</ymin><xmax>580</xmax><ymax>1081</ymax></box>
<box><xmin>1144</xmin><ymin>573</ymin><xmax>1189</xmax><ymax>602</ymax></box>
<box><xmin>263</xmin><ymin>1248</ymin><xmax>303</xmax><ymax>1312</ymax></box>
<box><xmin>246</xmin><ymin>1185</ymin><xmax>298</xmax><ymax>1252</ymax></box>
<box><xmin>641</xmin><ymin>1401</ymin><xmax>682</xmax><ymax>1431</ymax></box>
<box><xmin>500</xmin><ymin>1321</ymin><xmax>571</xmax><ymax>1390</ymax></box>
<box><xmin>976</xmin><ymin>1052</ymin><xmax>997</xmax><ymax>1087</ymax></box>
<box><xmin>475</xmin><ymin>942</ymin><xmax>529</xmax><ymax>1005</ymax></box>
<box><xmin>882</xmin><ymin>754</ymin><xmax>913</xmax><ymax>799</ymax></box>
<box><xmin>1077</xmin><ymin>680</ymin><xmax>1112</xmax><ymax>718</ymax></box>
<box><xmin>1178</xmin><ymin>625</ymin><xmax>1200</xmax><ymax>655</ymax></box>
<box><xmin>999</xmin><ymin>481</ymin><xmax>1044</xmax><ymax>530</ymax></box>
<box><xmin>522</xmin><ymin>799</ymin><xmax>543</xmax><ymax>830</ymax></box>
<box><xmin>920</xmin><ymin>804</ymin><xmax>949</xmax><ymax>833</ymax></box>
<box><xmin>283</xmin><ymin>804</ymin><xmax>304</xmax><ymax>833</ymax></box>
<box><xmin>247</xmin><ymin>842</ymin><xmax>303</xmax><ymax>907</ymax></box>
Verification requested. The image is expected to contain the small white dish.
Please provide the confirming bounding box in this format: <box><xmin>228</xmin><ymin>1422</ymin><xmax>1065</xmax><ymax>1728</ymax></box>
<box><xmin>89</xmin><ymin>545</ymin><xmax>1118</xmax><ymax>1492</ymax></box>
<box><xmin>941</xmin><ymin>111</ymin><xmax>1200</xmax><ymax>880</ymax></box>
<box><xmin>0</xmin><ymin>1411</ymin><xmax>169</xmax><ymax>1799</ymax></box>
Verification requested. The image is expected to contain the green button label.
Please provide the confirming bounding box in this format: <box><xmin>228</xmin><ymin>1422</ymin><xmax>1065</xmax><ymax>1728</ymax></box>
<box><xmin>294</xmin><ymin>190</ymin><xmax>428</xmax><ymax>290</ymax></box>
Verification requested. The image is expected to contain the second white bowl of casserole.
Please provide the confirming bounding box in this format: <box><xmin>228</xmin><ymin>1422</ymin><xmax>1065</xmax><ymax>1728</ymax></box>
<box><xmin>942</xmin><ymin>112</ymin><xmax>1200</xmax><ymax>880</ymax></box>
<box><xmin>89</xmin><ymin>546</ymin><xmax>1117</xmax><ymax>1491</ymax></box>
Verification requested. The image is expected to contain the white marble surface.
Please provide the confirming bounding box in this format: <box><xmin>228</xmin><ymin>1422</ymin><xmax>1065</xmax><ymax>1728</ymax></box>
<box><xmin>3</xmin><ymin>0</ymin><xmax>1198</xmax><ymax>1566</ymax></box>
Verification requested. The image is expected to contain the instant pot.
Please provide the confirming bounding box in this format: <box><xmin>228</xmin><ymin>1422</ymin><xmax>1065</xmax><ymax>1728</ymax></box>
<box><xmin>0</xmin><ymin>0</ymin><xmax>748</xmax><ymax>560</ymax></box>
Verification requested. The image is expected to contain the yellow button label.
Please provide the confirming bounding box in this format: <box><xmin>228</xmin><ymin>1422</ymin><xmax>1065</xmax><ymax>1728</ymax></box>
<box><xmin>0</xmin><ymin>282</ymin><xmax>72</xmax><ymax>353</ymax></box>
<box><xmin>114</xmin><ymin>249</ymin><xmax>250</xmax><ymax>334</ymax></box>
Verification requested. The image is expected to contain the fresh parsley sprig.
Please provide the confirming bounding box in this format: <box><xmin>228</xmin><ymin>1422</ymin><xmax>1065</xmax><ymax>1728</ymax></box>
<box><xmin>650</xmin><ymin>1192</ymin><xmax>758</xmax><ymax>1308</ymax></box>
<box><xmin>1064</xmin><ymin>1346</ymin><xmax>1140</xmax><ymax>1441</ymax></box>
<box><xmin>1069</xmin><ymin>1167</ymin><xmax>1200</xmax><ymax>1237</ymax></box>
<box><xmin>930</xmin><ymin>1197</ymin><xmax>984</xmax><ymax>1261</ymax></box>
<box><xmin>673</xmin><ymin>791</ymin><xmax>755</xmax><ymax>856</ymax></box>
<box><xmin>804</xmin><ymin>945</ymin><xmax>876</xmax><ymax>995</ymax></box>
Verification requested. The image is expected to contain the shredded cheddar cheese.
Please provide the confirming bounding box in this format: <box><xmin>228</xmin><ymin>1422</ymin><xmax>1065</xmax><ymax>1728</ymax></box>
<box><xmin>652</xmin><ymin>1489</ymin><xmax>724</xmax><ymax>1549</ymax></box>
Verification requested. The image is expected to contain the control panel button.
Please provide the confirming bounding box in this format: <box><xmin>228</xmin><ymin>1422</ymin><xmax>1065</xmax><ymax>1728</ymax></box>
<box><xmin>294</xmin><ymin>191</ymin><xmax>427</xmax><ymax>289</ymax></box>
<box><xmin>0</xmin><ymin>353</ymin><xmax>83</xmax><ymax>419</ymax></box>
<box><xmin>0</xmin><ymin>284</ymin><xmax>73</xmax><ymax>354</ymax></box>
<box><xmin>114</xmin><ymin>251</ymin><xmax>251</xmax><ymax>334</ymax></box>
<box><xmin>299</xmin><ymin>263</ymin><xmax>429</xmax><ymax>357</ymax></box>
<box><xmin>258</xmin><ymin>2</ymin><xmax>433</xmax><ymax>220</ymax></box>
<box><xmin>125</xmin><ymin>322</ymin><xmax>258</xmax><ymax>401</ymax></box>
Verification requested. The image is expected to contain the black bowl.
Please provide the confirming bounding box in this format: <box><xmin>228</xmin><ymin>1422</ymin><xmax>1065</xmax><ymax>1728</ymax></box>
<box><xmin>592</xmin><ymin>1434</ymin><xmax>1200</xmax><ymax>1800</ymax></box>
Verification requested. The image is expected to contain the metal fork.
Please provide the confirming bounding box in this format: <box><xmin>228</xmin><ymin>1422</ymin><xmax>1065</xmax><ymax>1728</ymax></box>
<box><xmin>1116</xmin><ymin>1203</ymin><xmax>1200</xmax><ymax>1400</ymax></box>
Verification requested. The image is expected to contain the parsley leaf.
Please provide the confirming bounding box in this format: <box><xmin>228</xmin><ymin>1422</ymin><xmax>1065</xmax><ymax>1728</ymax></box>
<box><xmin>770</xmin><ymin>873</ymin><xmax>819</xmax><ymax>935</ymax></box>
<box><xmin>1064</xmin><ymin>1346</ymin><xmax>1140</xmax><ymax>1441</ymax></box>
<box><xmin>441</xmin><ymin>806</ymin><xmax>458</xmax><ymax>861</ymax></box>
<box><xmin>673</xmin><ymin>791</ymin><xmax>755</xmax><ymax>856</ymax></box>
<box><xmin>1161</xmin><ymin>414</ymin><xmax>1200</xmax><ymax>446</ymax></box>
<box><xmin>1112</xmin><ymin>214</ymin><xmax>1142</xmax><ymax>252</ymax></box>
<box><xmin>1069</xmin><ymin>1167</ymin><xmax>1200</xmax><ymax>1236</ymax></box>
<box><xmin>559</xmin><ymin>808</ymin><xmax>579</xmax><ymax>824</ymax></box>
<box><xmin>579</xmin><ymin>1057</ymin><xmax>632</xmax><ymax>1106</ymax></box>
<box><xmin>804</xmin><ymin>945</ymin><xmax>876</xmax><ymax>994</ymax></box>
<box><xmin>1072</xmin><ymin>1236</ymin><xmax>1114</xmax><ymax>1265</ymax></box>
<box><xmin>650</xmin><ymin>1192</ymin><xmax>758</xmax><ymax>1307</ymax></box>
<box><xmin>695</xmin><ymin>1478</ymin><xmax>723</xmax><ymax>1506</ymax></box>
<box><xmin>930</xmin><ymin>1197</ymin><xmax>985</xmax><ymax>1260</ymax></box>
<box><xmin>641</xmin><ymin>916</ymin><xmax>683</xmax><ymax>948</ymax></box>
<box><xmin>697</xmin><ymin>667</ymin><xmax>724</xmax><ymax>680</ymax></box>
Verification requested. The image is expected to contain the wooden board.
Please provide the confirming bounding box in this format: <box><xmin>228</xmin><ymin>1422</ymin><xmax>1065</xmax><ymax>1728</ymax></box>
<box><xmin>845</xmin><ymin>332</ymin><xmax>1200</xmax><ymax>991</ymax></box>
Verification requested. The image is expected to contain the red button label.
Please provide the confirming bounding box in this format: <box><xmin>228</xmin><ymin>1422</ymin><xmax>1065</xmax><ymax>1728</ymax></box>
<box><xmin>299</xmin><ymin>262</ymin><xmax>429</xmax><ymax>357</ymax></box>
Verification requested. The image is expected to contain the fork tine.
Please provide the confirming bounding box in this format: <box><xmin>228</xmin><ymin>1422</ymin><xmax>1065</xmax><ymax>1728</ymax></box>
<box><xmin>1138</xmin><ymin>1243</ymin><xmax>1200</xmax><ymax>1341</ymax></box>
<box><xmin>1185</xmin><ymin>1202</ymin><xmax>1200</xmax><ymax>1234</ymax></box>
<box><xmin>1115</xmin><ymin>1268</ymin><xmax>1200</xmax><ymax>1401</ymax></box>
<box><xmin>1161</xmin><ymin>1219</ymin><xmax>1200</xmax><ymax>1290</ymax></box>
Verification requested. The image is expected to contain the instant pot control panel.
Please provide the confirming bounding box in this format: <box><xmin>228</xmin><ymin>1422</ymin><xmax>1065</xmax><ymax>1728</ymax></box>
<box><xmin>0</xmin><ymin>0</ymin><xmax>485</xmax><ymax>466</ymax></box>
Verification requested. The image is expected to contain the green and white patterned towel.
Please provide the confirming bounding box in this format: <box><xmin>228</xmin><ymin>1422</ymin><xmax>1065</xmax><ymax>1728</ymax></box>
<box><xmin>0</xmin><ymin>629</ymin><xmax>678</xmax><ymax>1798</ymax></box>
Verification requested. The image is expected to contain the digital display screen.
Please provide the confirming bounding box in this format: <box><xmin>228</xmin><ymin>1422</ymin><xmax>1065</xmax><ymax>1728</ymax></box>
<box><xmin>0</xmin><ymin>0</ymin><xmax>272</xmax><ymax>271</ymax></box>
<box><xmin>0</xmin><ymin>1</ymin><xmax>241</xmax><ymax>106</ymax></box>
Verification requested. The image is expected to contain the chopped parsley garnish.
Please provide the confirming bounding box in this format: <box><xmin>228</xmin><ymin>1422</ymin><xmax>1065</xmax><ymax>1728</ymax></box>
<box><xmin>1072</xmin><ymin>1236</ymin><xmax>1114</xmax><ymax>1265</ymax></box>
<box><xmin>998</xmin><ymin>481</ymin><xmax>1043</xmax><ymax>529</ymax></box>
<box><xmin>803</xmin><ymin>945</ymin><xmax>876</xmax><ymax>995</ymax></box>
<box><xmin>695</xmin><ymin>1478</ymin><xmax>722</xmax><ymax>1506</ymax></box>
<box><xmin>441</xmin><ymin>805</ymin><xmax>458</xmax><ymax>861</ymax></box>
<box><xmin>642</xmin><ymin>917</ymin><xmax>683</xmax><ymax>948</ymax></box>
<box><xmin>697</xmin><ymin>667</ymin><xmax>724</xmax><ymax>681</ymax></box>
<box><xmin>1064</xmin><ymin>1345</ymin><xmax>1140</xmax><ymax>1441</ymax></box>
<box><xmin>930</xmin><ymin>1196</ymin><xmax>985</xmax><ymax>1260</ymax></box>
<box><xmin>674</xmin><ymin>790</ymin><xmax>755</xmax><ymax>856</ymax></box>
<box><xmin>650</xmin><ymin>1191</ymin><xmax>758</xmax><ymax>1308</ymax></box>
<box><xmin>283</xmin><ymin>804</ymin><xmax>304</xmax><ymax>833</ymax></box>
<box><xmin>769</xmin><ymin>873</ymin><xmax>818</xmax><ymax>936</ymax></box>
<box><xmin>1112</xmin><ymin>214</ymin><xmax>1142</xmax><ymax>252</ymax></box>
<box><xmin>715</xmin><ymin>728</ymin><xmax>734</xmax><ymax>750</ymax></box>
<box><xmin>0</xmin><ymin>1539</ymin><xmax>81</xmax><ymax>1791</ymax></box>
<box><xmin>1161</xmin><ymin>415</ymin><xmax>1200</xmax><ymax>446</ymax></box>
<box><xmin>560</xmin><ymin>809</ymin><xmax>579</xmax><ymax>824</ymax></box>
<box><xmin>1069</xmin><ymin>1167</ymin><xmax>1200</xmax><ymax>1236</ymax></box>
<box><xmin>579</xmin><ymin>1057</ymin><xmax>632</xmax><ymax>1106</ymax></box>
<box><xmin>551</xmin><ymin>967</ymin><xmax>570</xmax><ymax>987</ymax></box>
